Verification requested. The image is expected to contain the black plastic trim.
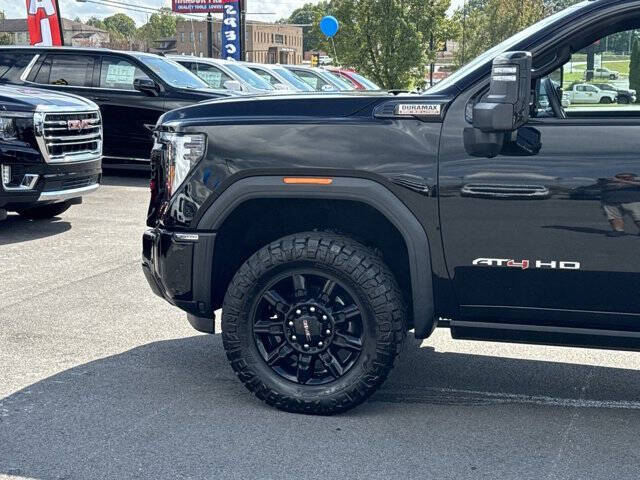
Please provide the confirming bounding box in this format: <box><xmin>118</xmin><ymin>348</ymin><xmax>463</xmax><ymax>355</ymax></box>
<box><xmin>196</xmin><ymin>176</ymin><xmax>436</xmax><ymax>338</ymax></box>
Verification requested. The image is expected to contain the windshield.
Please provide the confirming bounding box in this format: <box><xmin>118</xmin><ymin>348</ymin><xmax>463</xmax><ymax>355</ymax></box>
<box><xmin>136</xmin><ymin>55</ymin><xmax>209</xmax><ymax>89</ymax></box>
<box><xmin>226</xmin><ymin>64</ymin><xmax>274</xmax><ymax>90</ymax></box>
<box><xmin>272</xmin><ymin>67</ymin><xmax>314</xmax><ymax>91</ymax></box>
<box><xmin>426</xmin><ymin>2</ymin><xmax>586</xmax><ymax>93</ymax></box>
<box><xmin>349</xmin><ymin>72</ymin><xmax>380</xmax><ymax>90</ymax></box>
<box><xmin>320</xmin><ymin>70</ymin><xmax>355</xmax><ymax>90</ymax></box>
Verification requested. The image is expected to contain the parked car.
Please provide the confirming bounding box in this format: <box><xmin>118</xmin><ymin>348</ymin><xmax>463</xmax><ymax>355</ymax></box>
<box><xmin>324</xmin><ymin>67</ymin><xmax>381</xmax><ymax>90</ymax></box>
<box><xmin>584</xmin><ymin>67</ymin><xmax>620</xmax><ymax>80</ymax></box>
<box><xmin>565</xmin><ymin>83</ymin><xmax>616</xmax><ymax>104</ymax></box>
<box><xmin>0</xmin><ymin>84</ymin><xmax>101</xmax><ymax>220</ymax></box>
<box><xmin>592</xmin><ymin>83</ymin><xmax>637</xmax><ymax>104</ymax></box>
<box><xmin>0</xmin><ymin>47</ymin><xmax>232</xmax><ymax>167</ymax></box>
<box><xmin>143</xmin><ymin>1</ymin><xmax>640</xmax><ymax>415</ymax></box>
<box><xmin>243</xmin><ymin>62</ymin><xmax>314</xmax><ymax>92</ymax></box>
<box><xmin>284</xmin><ymin>65</ymin><xmax>356</xmax><ymax>91</ymax></box>
<box><xmin>169</xmin><ymin>56</ymin><xmax>274</xmax><ymax>94</ymax></box>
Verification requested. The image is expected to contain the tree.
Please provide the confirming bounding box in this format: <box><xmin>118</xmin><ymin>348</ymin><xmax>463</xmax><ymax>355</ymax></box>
<box><xmin>86</xmin><ymin>17</ymin><xmax>106</xmax><ymax>30</ymax></box>
<box><xmin>138</xmin><ymin>9</ymin><xmax>177</xmax><ymax>42</ymax></box>
<box><xmin>0</xmin><ymin>33</ymin><xmax>11</xmax><ymax>46</ymax></box>
<box><xmin>629</xmin><ymin>36</ymin><xmax>640</xmax><ymax>103</ymax></box>
<box><xmin>279</xmin><ymin>2</ymin><xmax>329</xmax><ymax>53</ymax></box>
<box><xmin>326</xmin><ymin>0</ymin><xmax>451</xmax><ymax>89</ymax></box>
<box><xmin>103</xmin><ymin>13</ymin><xmax>137</xmax><ymax>40</ymax></box>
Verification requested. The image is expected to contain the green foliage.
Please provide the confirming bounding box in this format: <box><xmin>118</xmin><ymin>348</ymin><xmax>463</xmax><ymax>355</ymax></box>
<box><xmin>0</xmin><ymin>32</ymin><xmax>12</xmax><ymax>46</ymax></box>
<box><xmin>629</xmin><ymin>36</ymin><xmax>640</xmax><ymax>103</ymax></box>
<box><xmin>138</xmin><ymin>9</ymin><xmax>177</xmax><ymax>42</ymax></box>
<box><xmin>86</xmin><ymin>17</ymin><xmax>105</xmax><ymax>30</ymax></box>
<box><xmin>103</xmin><ymin>13</ymin><xmax>137</xmax><ymax>42</ymax></box>
<box><xmin>279</xmin><ymin>2</ymin><xmax>329</xmax><ymax>53</ymax></box>
<box><xmin>325</xmin><ymin>0</ymin><xmax>451</xmax><ymax>90</ymax></box>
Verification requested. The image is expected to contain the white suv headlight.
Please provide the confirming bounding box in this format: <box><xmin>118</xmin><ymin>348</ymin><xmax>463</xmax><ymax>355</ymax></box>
<box><xmin>159</xmin><ymin>132</ymin><xmax>206</xmax><ymax>197</ymax></box>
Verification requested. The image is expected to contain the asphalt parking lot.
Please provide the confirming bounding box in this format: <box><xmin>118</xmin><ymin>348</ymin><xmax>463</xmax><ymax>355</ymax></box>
<box><xmin>2</xmin><ymin>172</ymin><xmax>640</xmax><ymax>480</ymax></box>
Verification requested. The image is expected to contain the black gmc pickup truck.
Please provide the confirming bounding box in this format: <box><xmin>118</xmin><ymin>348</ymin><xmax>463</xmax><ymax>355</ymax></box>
<box><xmin>0</xmin><ymin>85</ymin><xmax>101</xmax><ymax>220</ymax></box>
<box><xmin>143</xmin><ymin>0</ymin><xmax>640</xmax><ymax>414</ymax></box>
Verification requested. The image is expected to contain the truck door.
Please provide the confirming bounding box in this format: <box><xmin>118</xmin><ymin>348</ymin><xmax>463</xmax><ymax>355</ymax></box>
<box><xmin>438</xmin><ymin>33</ymin><xmax>640</xmax><ymax>332</ymax></box>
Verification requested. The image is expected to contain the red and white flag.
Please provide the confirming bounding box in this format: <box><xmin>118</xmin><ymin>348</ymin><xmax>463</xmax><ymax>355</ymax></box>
<box><xmin>26</xmin><ymin>0</ymin><xmax>64</xmax><ymax>46</ymax></box>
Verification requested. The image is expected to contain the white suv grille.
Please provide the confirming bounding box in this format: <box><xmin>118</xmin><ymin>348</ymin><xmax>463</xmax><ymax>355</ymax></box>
<box><xmin>35</xmin><ymin>110</ymin><xmax>102</xmax><ymax>163</ymax></box>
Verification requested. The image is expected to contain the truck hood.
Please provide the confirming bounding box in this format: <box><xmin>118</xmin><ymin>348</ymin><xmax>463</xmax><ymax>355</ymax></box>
<box><xmin>159</xmin><ymin>92</ymin><xmax>398</xmax><ymax>125</ymax></box>
<box><xmin>0</xmin><ymin>84</ymin><xmax>96</xmax><ymax>112</ymax></box>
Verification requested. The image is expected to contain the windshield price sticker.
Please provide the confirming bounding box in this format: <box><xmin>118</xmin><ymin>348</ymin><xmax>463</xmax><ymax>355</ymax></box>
<box><xmin>396</xmin><ymin>104</ymin><xmax>442</xmax><ymax>116</ymax></box>
<box><xmin>105</xmin><ymin>65</ymin><xmax>136</xmax><ymax>85</ymax></box>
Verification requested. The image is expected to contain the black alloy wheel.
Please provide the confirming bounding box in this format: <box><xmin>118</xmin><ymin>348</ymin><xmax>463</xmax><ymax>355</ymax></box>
<box><xmin>252</xmin><ymin>270</ymin><xmax>365</xmax><ymax>385</ymax></box>
<box><xmin>222</xmin><ymin>232</ymin><xmax>406</xmax><ymax>414</ymax></box>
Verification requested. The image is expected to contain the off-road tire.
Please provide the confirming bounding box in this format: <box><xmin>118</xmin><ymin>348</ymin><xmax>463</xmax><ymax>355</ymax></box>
<box><xmin>221</xmin><ymin>232</ymin><xmax>406</xmax><ymax>414</ymax></box>
<box><xmin>16</xmin><ymin>201</ymin><xmax>72</xmax><ymax>219</ymax></box>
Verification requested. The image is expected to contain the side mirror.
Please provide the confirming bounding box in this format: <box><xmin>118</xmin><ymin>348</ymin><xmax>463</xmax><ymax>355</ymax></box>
<box><xmin>133</xmin><ymin>78</ymin><xmax>160</xmax><ymax>96</ymax></box>
<box><xmin>273</xmin><ymin>83</ymin><xmax>288</xmax><ymax>90</ymax></box>
<box><xmin>465</xmin><ymin>51</ymin><xmax>533</xmax><ymax>158</ymax></box>
<box><xmin>473</xmin><ymin>51</ymin><xmax>533</xmax><ymax>132</ymax></box>
<box><xmin>321</xmin><ymin>84</ymin><xmax>335</xmax><ymax>92</ymax></box>
<box><xmin>223</xmin><ymin>80</ymin><xmax>243</xmax><ymax>92</ymax></box>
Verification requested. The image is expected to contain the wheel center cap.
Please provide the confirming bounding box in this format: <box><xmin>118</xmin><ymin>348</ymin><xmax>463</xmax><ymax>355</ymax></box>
<box><xmin>295</xmin><ymin>315</ymin><xmax>319</xmax><ymax>342</ymax></box>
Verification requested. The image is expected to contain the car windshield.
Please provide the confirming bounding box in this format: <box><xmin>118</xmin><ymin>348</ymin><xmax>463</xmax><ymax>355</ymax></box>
<box><xmin>426</xmin><ymin>1</ymin><xmax>586</xmax><ymax>93</ymax></box>
<box><xmin>226</xmin><ymin>64</ymin><xmax>274</xmax><ymax>90</ymax></box>
<box><xmin>321</xmin><ymin>70</ymin><xmax>356</xmax><ymax>90</ymax></box>
<box><xmin>136</xmin><ymin>55</ymin><xmax>209</xmax><ymax>89</ymax></box>
<box><xmin>349</xmin><ymin>72</ymin><xmax>380</xmax><ymax>90</ymax></box>
<box><xmin>272</xmin><ymin>67</ymin><xmax>314</xmax><ymax>91</ymax></box>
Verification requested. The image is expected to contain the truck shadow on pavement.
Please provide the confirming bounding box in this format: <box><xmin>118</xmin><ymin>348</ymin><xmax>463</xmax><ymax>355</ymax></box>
<box><xmin>2</xmin><ymin>334</ymin><xmax>640</xmax><ymax>478</ymax></box>
<box><xmin>0</xmin><ymin>215</ymin><xmax>71</xmax><ymax>246</ymax></box>
<box><xmin>102</xmin><ymin>170</ymin><xmax>150</xmax><ymax>188</ymax></box>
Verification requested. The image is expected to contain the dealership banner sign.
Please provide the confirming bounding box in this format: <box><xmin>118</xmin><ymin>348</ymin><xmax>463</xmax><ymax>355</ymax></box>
<box><xmin>221</xmin><ymin>0</ymin><xmax>241</xmax><ymax>60</ymax></box>
<box><xmin>25</xmin><ymin>0</ymin><xmax>64</xmax><ymax>46</ymax></box>
<box><xmin>171</xmin><ymin>0</ymin><xmax>227</xmax><ymax>13</ymax></box>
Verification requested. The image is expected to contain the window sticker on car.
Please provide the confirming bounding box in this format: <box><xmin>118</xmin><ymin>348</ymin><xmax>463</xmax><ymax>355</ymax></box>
<box><xmin>105</xmin><ymin>64</ymin><xmax>135</xmax><ymax>85</ymax></box>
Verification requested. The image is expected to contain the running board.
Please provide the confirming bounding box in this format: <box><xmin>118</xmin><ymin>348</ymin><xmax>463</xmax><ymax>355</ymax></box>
<box><xmin>450</xmin><ymin>320</ymin><xmax>640</xmax><ymax>352</ymax></box>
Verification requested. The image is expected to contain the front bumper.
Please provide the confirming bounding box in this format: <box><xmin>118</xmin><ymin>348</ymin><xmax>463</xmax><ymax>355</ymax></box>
<box><xmin>142</xmin><ymin>227</ymin><xmax>217</xmax><ymax>333</ymax></box>
<box><xmin>1</xmin><ymin>159</ymin><xmax>101</xmax><ymax>210</ymax></box>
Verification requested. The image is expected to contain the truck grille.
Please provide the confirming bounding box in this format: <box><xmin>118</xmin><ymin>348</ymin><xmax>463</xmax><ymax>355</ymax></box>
<box><xmin>36</xmin><ymin>110</ymin><xmax>102</xmax><ymax>163</ymax></box>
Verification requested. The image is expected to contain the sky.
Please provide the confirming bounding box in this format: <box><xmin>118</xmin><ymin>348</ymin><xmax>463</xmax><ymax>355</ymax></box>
<box><xmin>5</xmin><ymin>0</ymin><xmax>467</xmax><ymax>25</ymax></box>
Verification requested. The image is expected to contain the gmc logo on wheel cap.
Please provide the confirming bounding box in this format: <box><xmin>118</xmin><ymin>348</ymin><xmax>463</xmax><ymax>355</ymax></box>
<box><xmin>67</xmin><ymin>119</ymin><xmax>91</xmax><ymax>132</ymax></box>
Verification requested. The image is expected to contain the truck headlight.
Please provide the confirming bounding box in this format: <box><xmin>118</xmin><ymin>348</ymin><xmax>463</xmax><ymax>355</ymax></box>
<box><xmin>0</xmin><ymin>114</ymin><xmax>20</xmax><ymax>142</ymax></box>
<box><xmin>159</xmin><ymin>132</ymin><xmax>206</xmax><ymax>197</ymax></box>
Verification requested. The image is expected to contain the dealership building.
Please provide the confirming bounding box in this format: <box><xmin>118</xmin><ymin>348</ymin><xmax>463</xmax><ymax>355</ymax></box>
<box><xmin>174</xmin><ymin>19</ymin><xmax>303</xmax><ymax>64</ymax></box>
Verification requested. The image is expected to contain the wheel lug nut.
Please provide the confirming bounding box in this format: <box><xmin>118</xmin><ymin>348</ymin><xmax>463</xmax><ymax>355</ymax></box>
<box><xmin>291</xmin><ymin>335</ymin><xmax>297</xmax><ymax>341</ymax></box>
<box><xmin>318</xmin><ymin>341</ymin><xmax>323</xmax><ymax>347</ymax></box>
<box><xmin>310</xmin><ymin>306</ymin><xmax>316</xmax><ymax>312</ymax></box>
<box><xmin>288</xmin><ymin>321</ymin><xmax>294</xmax><ymax>327</ymax></box>
<box><xmin>303</xmin><ymin>344</ymin><xmax>309</xmax><ymax>349</ymax></box>
<box><xmin>326</xmin><ymin>329</ymin><xmax>331</xmax><ymax>335</ymax></box>
<box><xmin>296</xmin><ymin>309</ymin><xmax>301</xmax><ymax>315</ymax></box>
<box><xmin>322</xmin><ymin>315</ymin><xmax>327</xmax><ymax>320</ymax></box>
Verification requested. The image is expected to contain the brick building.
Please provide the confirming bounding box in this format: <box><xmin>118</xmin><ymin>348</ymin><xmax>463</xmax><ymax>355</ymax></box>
<box><xmin>175</xmin><ymin>19</ymin><xmax>303</xmax><ymax>64</ymax></box>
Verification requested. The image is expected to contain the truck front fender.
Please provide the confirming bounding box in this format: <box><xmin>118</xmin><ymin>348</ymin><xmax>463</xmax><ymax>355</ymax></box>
<box><xmin>196</xmin><ymin>176</ymin><xmax>436</xmax><ymax>338</ymax></box>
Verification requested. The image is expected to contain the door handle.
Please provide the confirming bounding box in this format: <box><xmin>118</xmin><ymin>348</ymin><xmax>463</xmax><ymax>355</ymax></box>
<box><xmin>461</xmin><ymin>183</ymin><xmax>550</xmax><ymax>199</ymax></box>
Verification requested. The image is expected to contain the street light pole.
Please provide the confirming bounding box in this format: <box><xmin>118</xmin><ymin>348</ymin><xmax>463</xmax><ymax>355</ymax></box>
<box><xmin>207</xmin><ymin>12</ymin><xmax>213</xmax><ymax>58</ymax></box>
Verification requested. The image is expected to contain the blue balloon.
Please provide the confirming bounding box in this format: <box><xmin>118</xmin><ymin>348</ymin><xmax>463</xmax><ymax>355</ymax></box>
<box><xmin>320</xmin><ymin>16</ymin><xmax>339</xmax><ymax>38</ymax></box>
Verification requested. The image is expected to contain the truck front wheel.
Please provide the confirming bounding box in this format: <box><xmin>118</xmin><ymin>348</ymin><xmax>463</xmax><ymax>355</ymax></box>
<box><xmin>221</xmin><ymin>232</ymin><xmax>406</xmax><ymax>414</ymax></box>
<box><xmin>15</xmin><ymin>201</ymin><xmax>72</xmax><ymax>220</ymax></box>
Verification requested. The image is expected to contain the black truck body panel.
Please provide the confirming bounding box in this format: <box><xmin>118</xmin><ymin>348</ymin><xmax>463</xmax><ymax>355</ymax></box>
<box><xmin>144</xmin><ymin>0</ymin><xmax>640</xmax><ymax>348</ymax></box>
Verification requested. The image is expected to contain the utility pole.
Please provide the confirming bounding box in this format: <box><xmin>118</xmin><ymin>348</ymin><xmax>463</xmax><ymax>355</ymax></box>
<box><xmin>207</xmin><ymin>12</ymin><xmax>213</xmax><ymax>58</ymax></box>
<box><xmin>239</xmin><ymin>0</ymin><xmax>247</xmax><ymax>61</ymax></box>
<box><xmin>429</xmin><ymin>33</ymin><xmax>435</xmax><ymax>87</ymax></box>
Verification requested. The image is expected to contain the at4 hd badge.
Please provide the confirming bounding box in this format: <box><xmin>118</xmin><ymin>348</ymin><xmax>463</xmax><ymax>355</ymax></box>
<box><xmin>472</xmin><ymin>258</ymin><xmax>581</xmax><ymax>270</ymax></box>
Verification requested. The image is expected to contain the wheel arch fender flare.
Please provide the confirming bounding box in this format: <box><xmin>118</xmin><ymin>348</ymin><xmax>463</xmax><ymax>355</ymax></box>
<box><xmin>197</xmin><ymin>176</ymin><xmax>436</xmax><ymax>338</ymax></box>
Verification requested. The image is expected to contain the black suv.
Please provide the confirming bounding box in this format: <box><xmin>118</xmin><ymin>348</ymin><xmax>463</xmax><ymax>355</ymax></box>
<box><xmin>0</xmin><ymin>47</ymin><xmax>232</xmax><ymax>167</ymax></box>
<box><xmin>0</xmin><ymin>84</ymin><xmax>102</xmax><ymax>220</ymax></box>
